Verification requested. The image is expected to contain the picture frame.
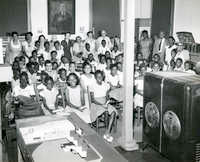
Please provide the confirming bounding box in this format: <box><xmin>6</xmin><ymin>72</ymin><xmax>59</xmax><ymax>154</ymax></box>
<box><xmin>48</xmin><ymin>0</ymin><xmax>75</xmax><ymax>34</ymax></box>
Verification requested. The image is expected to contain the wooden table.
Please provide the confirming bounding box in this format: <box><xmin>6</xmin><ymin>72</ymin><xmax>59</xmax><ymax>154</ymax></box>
<box><xmin>16</xmin><ymin>113</ymin><xmax>128</xmax><ymax>162</ymax></box>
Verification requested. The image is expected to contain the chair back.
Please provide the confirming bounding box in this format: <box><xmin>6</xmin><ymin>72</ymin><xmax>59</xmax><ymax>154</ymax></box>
<box><xmin>87</xmin><ymin>86</ymin><xmax>92</xmax><ymax>109</ymax></box>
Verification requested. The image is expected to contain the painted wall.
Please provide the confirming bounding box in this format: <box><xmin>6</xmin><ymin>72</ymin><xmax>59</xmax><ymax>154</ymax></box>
<box><xmin>135</xmin><ymin>0</ymin><xmax>152</xmax><ymax>18</ymax></box>
<box><xmin>30</xmin><ymin>0</ymin><xmax>90</xmax><ymax>40</ymax></box>
<box><xmin>173</xmin><ymin>0</ymin><xmax>200</xmax><ymax>43</ymax></box>
<box><xmin>30</xmin><ymin>0</ymin><xmax>153</xmax><ymax>41</ymax></box>
<box><xmin>120</xmin><ymin>0</ymin><xmax>152</xmax><ymax>41</ymax></box>
<box><xmin>121</xmin><ymin>0</ymin><xmax>152</xmax><ymax>20</ymax></box>
<box><xmin>92</xmin><ymin>0</ymin><xmax>120</xmax><ymax>37</ymax></box>
<box><xmin>0</xmin><ymin>0</ymin><xmax>27</xmax><ymax>36</ymax></box>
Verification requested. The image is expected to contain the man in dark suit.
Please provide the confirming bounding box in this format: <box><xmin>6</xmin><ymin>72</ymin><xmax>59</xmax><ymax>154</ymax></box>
<box><xmin>61</xmin><ymin>32</ymin><xmax>73</xmax><ymax>61</ymax></box>
<box><xmin>153</xmin><ymin>31</ymin><xmax>167</xmax><ymax>63</ymax></box>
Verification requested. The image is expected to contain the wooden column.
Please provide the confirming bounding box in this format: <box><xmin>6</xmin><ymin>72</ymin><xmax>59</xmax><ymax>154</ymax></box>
<box><xmin>27</xmin><ymin>0</ymin><xmax>32</xmax><ymax>31</ymax></box>
<box><xmin>89</xmin><ymin>0</ymin><xmax>93</xmax><ymax>30</ymax></box>
<box><xmin>118</xmin><ymin>0</ymin><xmax>138</xmax><ymax>151</ymax></box>
<box><xmin>0</xmin><ymin>89</ymin><xmax>2</xmax><ymax>162</ymax></box>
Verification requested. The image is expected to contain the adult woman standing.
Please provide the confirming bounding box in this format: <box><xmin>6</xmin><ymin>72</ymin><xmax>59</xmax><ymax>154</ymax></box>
<box><xmin>37</xmin><ymin>35</ymin><xmax>46</xmax><ymax>56</ymax></box>
<box><xmin>72</xmin><ymin>36</ymin><xmax>84</xmax><ymax>61</ymax></box>
<box><xmin>139</xmin><ymin>30</ymin><xmax>152</xmax><ymax>61</ymax></box>
<box><xmin>6</xmin><ymin>32</ymin><xmax>22</xmax><ymax>64</ymax></box>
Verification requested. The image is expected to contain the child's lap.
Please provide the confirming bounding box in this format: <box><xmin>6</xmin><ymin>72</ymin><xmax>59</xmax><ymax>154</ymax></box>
<box><xmin>66</xmin><ymin>106</ymin><xmax>91</xmax><ymax>123</ymax></box>
<box><xmin>90</xmin><ymin>103</ymin><xmax>117</xmax><ymax>122</ymax></box>
<box><xmin>109</xmin><ymin>88</ymin><xmax>123</xmax><ymax>101</ymax></box>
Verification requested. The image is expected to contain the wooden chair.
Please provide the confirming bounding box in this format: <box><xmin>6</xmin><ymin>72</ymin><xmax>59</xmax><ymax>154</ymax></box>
<box><xmin>87</xmin><ymin>86</ymin><xmax>108</xmax><ymax>133</ymax></box>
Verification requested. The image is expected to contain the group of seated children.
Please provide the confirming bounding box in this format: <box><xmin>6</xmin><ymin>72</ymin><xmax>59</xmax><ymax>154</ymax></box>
<box><xmin>135</xmin><ymin>51</ymin><xmax>195</xmax><ymax>75</ymax></box>
<box><xmin>10</xmin><ymin>31</ymin><xmax>123</xmax><ymax>143</ymax></box>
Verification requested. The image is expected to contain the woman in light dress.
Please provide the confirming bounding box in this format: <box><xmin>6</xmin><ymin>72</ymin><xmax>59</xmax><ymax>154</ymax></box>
<box><xmin>6</xmin><ymin>32</ymin><xmax>22</xmax><ymax>64</ymax></box>
<box><xmin>139</xmin><ymin>30</ymin><xmax>152</xmax><ymax>62</ymax></box>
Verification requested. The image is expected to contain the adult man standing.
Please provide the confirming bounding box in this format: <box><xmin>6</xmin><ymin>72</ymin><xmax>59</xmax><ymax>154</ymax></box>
<box><xmin>22</xmin><ymin>32</ymin><xmax>35</xmax><ymax>60</ymax></box>
<box><xmin>153</xmin><ymin>31</ymin><xmax>167</xmax><ymax>62</ymax></box>
<box><xmin>61</xmin><ymin>32</ymin><xmax>73</xmax><ymax>61</ymax></box>
<box><xmin>97</xmin><ymin>30</ymin><xmax>112</xmax><ymax>50</ymax></box>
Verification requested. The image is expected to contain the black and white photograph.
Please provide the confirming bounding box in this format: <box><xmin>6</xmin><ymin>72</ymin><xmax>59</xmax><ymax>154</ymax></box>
<box><xmin>48</xmin><ymin>0</ymin><xmax>75</xmax><ymax>34</ymax></box>
<box><xmin>0</xmin><ymin>0</ymin><xmax>199</xmax><ymax>162</ymax></box>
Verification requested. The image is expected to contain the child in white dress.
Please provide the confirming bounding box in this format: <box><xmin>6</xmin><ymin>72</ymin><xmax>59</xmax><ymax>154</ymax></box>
<box><xmin>57</xmin><ymin>68</ymin><xmax>67</xmax><ymax>88</ymax></box>
<box><xmin>80</xmin><ymin>62</ymin><xmax>95</xmax><ymax>92</ymax></box>
<box><xmin>117</xmin><ymin>62</ymin><xmax>123</xmax><ymax>86</ymax></box>
<box><xmin>104</xmin><ymin>57</ymin><xmax>112</xmax><ymax>78</ymax></box>
<box><xmin>65</xmin><ymin>73</ymin><xmax>91</xmax><ymax>123</ymax></box>
<box><xmin>90</xmin><ymin>70</ymin><xmax>117</xmax><ymax>142</ymax></box>
<box><xmin>96</xmin><ymin>55</ymin><xmax>107</xmax><ymax>72</ymax></box>
<box><xmin>134</xmin><ymin>64</ymin><xmax>145</xmax><ymax>108</ymax></box>
<box><xmin>40</xmin><ymin>76</ymin><xmax>59</xmax><ymax>114</ymax></box>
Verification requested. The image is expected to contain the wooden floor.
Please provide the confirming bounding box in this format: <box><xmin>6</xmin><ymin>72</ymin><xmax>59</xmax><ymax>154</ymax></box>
<box><xmin>116</xmin><ymin>146</ymin><xmax>170</xmax><ymax>162</ymax></box>
<box><xmin>92</xmin><ymin>118</ymin><xmax>171</xmax><ymax>162</ymax></box>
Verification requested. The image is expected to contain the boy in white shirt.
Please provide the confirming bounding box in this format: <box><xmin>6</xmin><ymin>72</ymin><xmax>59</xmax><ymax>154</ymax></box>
<box><xmin>26</xmin><ymin>62</ymin><xmax>38</xmax><ymax>85</ymax></box>
<box><xmin>38</xmin><ymin>56</ymin><xmax>45</xmax><ymax>72</ymax></box>
<box><xmin>40</xmin><ymin>76</ymin><xmax>59</xmax><ymax>114</ymax></box>
<box><xmin>96</xmin><ymin>54</ymin><xmax>107</xmax><ymax>72</ymax></box>
<box><xmin>106</xmin><ymin>64</ymin><xmax>120</xmax><ymax>89</ymax></box>
<box><xmin>97</xmin><ymin>40</ymin><xmax>111</xmax><ymax>55</ymax></box>
<box><xmin>97</xmin><ymin>30</ymin><xmax>112</xmax><ymax>49</ymax></box>
<box><xmin>13</xmin><ymin>72</ymin><xmax>43</xmax><ymax>118</ymax></box>
<box><xmin>54</xmin><ymin>41</ymin><xmax>64</xmax><ymax>63</ymax></box>
<box><xmin>44</xmin><ymin>60</ymin><xmax>58</xmax><ymax>81</ymax></box>
<box><xmin>59</xmin><ymin>56</ymin><xmax>69</xmax><ymax>71</ymax></box>
<box><xmin>184</xmin><ymin>61</ymin><xmax>195</xmax><ymax>74</ymax></box>
<box><xmin>42</xmin><ymin>41</ymin><xmax>51</xmax><ymax>61</ymax></box>
<box><xmin>174</xmin><ymin>58</ymin><xmax>184</xmax><ymax>72</ymax></box>
<box><xmin>87</xmin><ymin>53</ymin><xmax>97</xmax><ymax>72</ymax></box>
<box><xmin>13</xmin><ymin>72</ymin><xmax>35</xmax><ymax>98</ymax></box>
<box><xmin>107</xmin><ymin>64</ymin><xmax>123</xmax><ymax>101</ymax></box>
<box><xmin>111</xmin><ymin>46</ymin><xmax>121</xmax><ymax>59</ymax></box>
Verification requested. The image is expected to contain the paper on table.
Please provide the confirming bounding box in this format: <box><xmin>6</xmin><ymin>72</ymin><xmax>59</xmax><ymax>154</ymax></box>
<box><xmin>19</xmin><ymin>119</ymin><xmax>75</xmax><ymax>145</ymax></box>
<box><xmin>32</xmin><ymin>139</ymin><xmax>86</xmax><ymax>162</ymax></box>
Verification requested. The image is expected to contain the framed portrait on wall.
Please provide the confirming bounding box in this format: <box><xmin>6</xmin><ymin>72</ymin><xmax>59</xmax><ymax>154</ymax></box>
<box><xmin>48</xmin><ymin>0</ymin><xmax>75</xmax><ymax>34</ymax></box>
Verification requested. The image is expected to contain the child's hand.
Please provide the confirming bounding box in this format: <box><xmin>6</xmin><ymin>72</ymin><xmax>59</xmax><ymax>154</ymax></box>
<box><xmin>102</xmin><ymin>102</ymin><xmax>109</xmax><ymax>109</ymax></box>
<box><xmin>102</xmin><ymin>104</ymin><xmax>107</xmax><ymax>109</ymax></box>
<box><xmin>49</xmin><ymin>109</ymin><xmax>54</xmax><ymax>114</ymax></box>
